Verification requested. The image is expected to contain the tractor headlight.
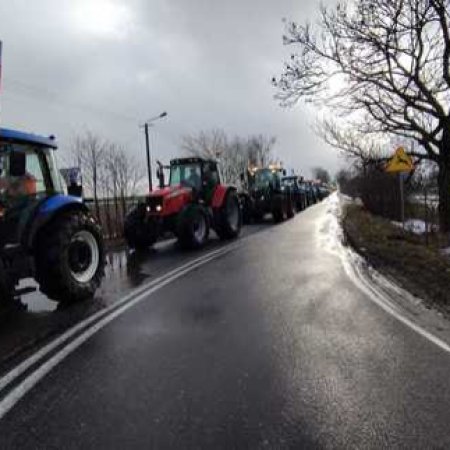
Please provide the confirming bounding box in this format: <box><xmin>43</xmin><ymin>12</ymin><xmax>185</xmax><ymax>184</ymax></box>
<box><xmin>156</xmin><ymin>205</ymin><xmax>162</xmax><ymax>212</ymax></box>
<box><xmin>146</xmin><ymin>206</ymin><xmax>151</xmax><ymax>212</ymax></box>
<box><xmin>260</xmin><ymin>195</ymin><xmax>265</xmax><ymax>201</ymax></box>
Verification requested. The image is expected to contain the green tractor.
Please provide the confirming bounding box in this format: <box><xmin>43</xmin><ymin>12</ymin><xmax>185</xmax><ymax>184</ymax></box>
<box><xmin>0</xmin><ymin>128</ymin><xmax>105</xmax><ymax>306</ymax></box>
<box><xmin>239</xmin><ymin>166</ymin><xmax>295</xmax><ymax>224</ymax></box>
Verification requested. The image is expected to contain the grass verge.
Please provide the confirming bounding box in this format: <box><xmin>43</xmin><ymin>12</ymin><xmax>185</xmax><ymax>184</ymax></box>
<box><xmin>342</xmin><ymin>203</ymin><xmax>450</xmax><ymax>316</ymax></box>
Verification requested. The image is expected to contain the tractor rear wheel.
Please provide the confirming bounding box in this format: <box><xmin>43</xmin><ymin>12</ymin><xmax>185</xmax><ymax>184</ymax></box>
<box><xmin>287</xmin><ymin>196</ymin><xmax>295</xmax><ymax>219</ymax></box>
<box><xmin>177</xmin><ymin>205</ymin><xmax>209</xmax><ymax>250</ymax></box>
<box><xmin>35</xmin><ymin>211</ymin><xmax>105</xmax><ymax>303</ymax></box>
<box><xmin>0</xmin><ymin>259</ymin><xmax>14</xmax><ymax>306</ymax></box>
<box><xmin>272</xmin><ymin>195</ymin><xmax>285</xmax><ymax>223</ymax></box>
<box><xmin>124</xmin><ymin>204</ymin><xmax>157</xmax><ymax>250</ymax></box>
<box><xmin>214</xmin><ymin>190</ymin><xmax>242</xmax><ymax>239</ymax></box>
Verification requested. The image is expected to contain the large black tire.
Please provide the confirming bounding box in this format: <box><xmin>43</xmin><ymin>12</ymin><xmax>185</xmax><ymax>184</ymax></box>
<box><xmin>239</xmin><ymin>194</ymin><xmax>253</xmax><ymax>225</ymax></box>
<box><xmin>0</xmin><ymin>259</ymin><xmax>14</xmax><ymax>305</ymax></box>
<box><xmin>272</xmin><ymin>194</ymin><xmax>285</xmax><ymax>223</ymax></box>
<box><xmin>35</xmin><ymin>211</ymin><xmax>105</xmax><ymax>303</ymax></box>
<box><xmin>177</xmin><ymin>205</ymin><xmax>209</xmax><ymax>250</ymax></box>
<box><xmin>286</xmin><ymin>195</ymin><xmax>295</xmax><ymax>219</ymax></box>
<box><xmin>214</xmin><ymin>190</ymin><xmax>242</xmax><ymax>240</ymax></box>
<box><xmin>124</xmin><ymin>204</ymin><xmax>158</xmax><ymax>250</ymax></box>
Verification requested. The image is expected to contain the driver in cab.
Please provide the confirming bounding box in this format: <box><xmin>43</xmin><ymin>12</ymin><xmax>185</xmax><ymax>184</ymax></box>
<box><xmin>0</xmin><ymin>152</ymin><xmax>37</xmax><ymax>202</ymax></box>
<box><xmin>186</xmin><ymin>167</ymin><xmax>201</xmax><ymax>190</ymax></box>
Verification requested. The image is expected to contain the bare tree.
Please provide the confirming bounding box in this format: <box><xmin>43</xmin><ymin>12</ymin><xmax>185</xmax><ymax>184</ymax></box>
<box><xmin>181</xmin><ymin>130</ymin><xmax>277</xmax><ymax>185</ymax></box>
<box><xmin>181</xmin><ymin>129</ymin><xmax>228</xmax><ymax>159</ymax></box>
<box><xmin>71</xmin><ymin>131</ymin><xmax>106</xmax><ymax>223</ymax></box>
<box><xmin>274</xmin><ymin>0</ymin><xmax>450</xmax><ymax>231</ymax></box>
<box><xmin>246</xmin><ymin>134</ymin><xmax>277</xmax><ymax>167</ymax></box>
<box><xmin>312</xmin><ymin>166</ymin><xmax>331</xmax><ymax>184</ymax></box>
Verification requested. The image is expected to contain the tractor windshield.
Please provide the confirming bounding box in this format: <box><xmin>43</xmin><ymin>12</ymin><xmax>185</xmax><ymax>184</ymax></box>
<box><xmin>0</xmin><ymin>143</ymin><xmax>58</xmax><ymax>205</ymax></box>
<box><xmin>169</xmin><ymin>163</ymin><xmax>202</xmax><ymax>190</ymax></box>
<box><xmin>254</xmin><ymin>169</ymin><xmax>274</xmax><ymax>189</ymax></box>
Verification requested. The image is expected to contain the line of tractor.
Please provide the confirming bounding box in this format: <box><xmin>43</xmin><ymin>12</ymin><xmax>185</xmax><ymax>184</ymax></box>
<box><xmin>124</xmin><ymin>157</ymin><xmax>330</xmax><ymax>251</ymax></box>
<box><xmin>0</xmin><ymin>127</ymin><xmax>330</xmax><ymax>310</ymax></box>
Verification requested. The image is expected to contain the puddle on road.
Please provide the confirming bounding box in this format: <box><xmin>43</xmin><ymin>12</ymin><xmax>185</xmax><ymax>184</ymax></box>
<box><xmin>19</xmin><ymin>279</ymin><xmax>58</xmax><ymax>313</ymax></box>
<box><xmin>13</xmin><ymin>238</ymin><xmax>186</xmax><ymax>314</ymax></box>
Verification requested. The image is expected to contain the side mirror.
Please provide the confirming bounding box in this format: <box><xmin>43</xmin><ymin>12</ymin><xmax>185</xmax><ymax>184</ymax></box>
<box><xmin>156</xmin><ymin>167</ymin><xmax>165</xmax><ymax>188</ymax></box>
<box><xmin>10</xmin><ymin>152</ymin><xmax>26</xmax><ymax>177</ymax></box>
<box><xmin>240</xmin><ymin>173</ymin><xmax>245</xmax><ymax>182</ymax></box>
<box><xmin>282</xmin><ymin>169</ymin><xmax>287</xmax><ymax>176</ymax></box>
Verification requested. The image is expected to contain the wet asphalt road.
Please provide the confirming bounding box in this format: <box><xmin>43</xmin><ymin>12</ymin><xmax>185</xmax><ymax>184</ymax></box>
<box><xmin>2</xmin><ymin>199</ymin><xmax>450</xmax><ymax>449</ymax></box>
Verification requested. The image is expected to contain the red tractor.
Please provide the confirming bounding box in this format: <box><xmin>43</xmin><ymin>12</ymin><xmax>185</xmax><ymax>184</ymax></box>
<box><xmin>124</xmin><ymin>157</ymin><xmax>242</xmax><ymax>250</ymax></box>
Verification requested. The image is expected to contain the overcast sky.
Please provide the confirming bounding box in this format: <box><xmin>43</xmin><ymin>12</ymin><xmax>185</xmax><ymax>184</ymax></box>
<box><xmin>0</xmin><ymin>0</ymin><xmax>341</xmax><ymax>178</ymax></box>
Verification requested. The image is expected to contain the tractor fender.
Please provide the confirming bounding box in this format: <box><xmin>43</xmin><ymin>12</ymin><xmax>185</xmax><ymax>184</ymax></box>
<box><xmin>211</xmin><ymin>185</ymin><xmax>236</xmax><ymax>209</ymax></box>
<box><xmin>25</xmin><ymin>194</ymin><xmax>89</xmax><ymax>250</ymax></box>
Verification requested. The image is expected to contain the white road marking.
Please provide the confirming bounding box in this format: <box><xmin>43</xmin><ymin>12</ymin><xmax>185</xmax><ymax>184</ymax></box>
<box><xmin>323</xmin><ymin>193</ymin><xmax>450</xmax><ymax>355</ymax></box>
<box><xmin>0</xmin><ymin>244</ymin><xmax>239</xmax><ymax>419</ymax></box>
<box><xmin>341</xmin><ymin>250</ymin><xmax>450</xmax><ymax>355</ymax></box>
<box><xmin>0</xmin><ymin>243</ymin><xmax>238</xmax><ymax>396</ymax></box>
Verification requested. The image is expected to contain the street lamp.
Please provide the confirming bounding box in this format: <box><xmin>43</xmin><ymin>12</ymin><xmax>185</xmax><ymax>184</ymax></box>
<box><xmin>142</xmin><ymin>111</ymin><xmax>168</xmax><ymax>192</ymax></box>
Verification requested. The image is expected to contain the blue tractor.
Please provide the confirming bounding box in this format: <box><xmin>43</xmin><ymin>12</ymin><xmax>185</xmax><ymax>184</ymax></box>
<box><xmin>0</xmin><ymin>128</ymin><xmax>105</xmax><ymax>305</ymax></box>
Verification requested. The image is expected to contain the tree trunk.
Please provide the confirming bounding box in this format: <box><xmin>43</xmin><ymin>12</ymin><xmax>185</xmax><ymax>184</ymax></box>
<box><xmin>438</xmin><ymin>128</ymin><xmax>450</xmax><ymax>233</ymax></box>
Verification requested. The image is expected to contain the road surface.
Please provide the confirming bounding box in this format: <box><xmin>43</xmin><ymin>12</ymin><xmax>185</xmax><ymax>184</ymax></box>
<box><xmin>1</xmin><ymin>198</ymin><xmax>450</xmax><ymax>449</ymax></box>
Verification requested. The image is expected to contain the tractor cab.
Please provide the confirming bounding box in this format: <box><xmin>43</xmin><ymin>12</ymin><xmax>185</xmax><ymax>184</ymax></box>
<box><xmin>248</xmin><ymin>166</ymin><xmax>285</xmax><ymax>193</ymax></box>
<box><xmin>0</xmin><ymin>129</ymin><xmax>64</xmax><ymax>245</ymax></box>
<box><xmin>168</xmin><ymin>157</ymin><xmax>220</xmax><ymax>195</ymax></box>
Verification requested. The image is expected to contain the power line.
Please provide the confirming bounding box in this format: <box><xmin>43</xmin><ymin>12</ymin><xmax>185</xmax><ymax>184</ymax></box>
<box><xmin>3</xmin><ymin>77</ymin><xmax>141</xmax><ymax>123</ymax></box>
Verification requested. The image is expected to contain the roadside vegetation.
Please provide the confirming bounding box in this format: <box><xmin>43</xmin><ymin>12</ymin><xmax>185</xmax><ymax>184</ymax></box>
<box><xmin>342</xmin><ymin>201</ymin><xmax>450</xmax><ymax>315</ymax></box>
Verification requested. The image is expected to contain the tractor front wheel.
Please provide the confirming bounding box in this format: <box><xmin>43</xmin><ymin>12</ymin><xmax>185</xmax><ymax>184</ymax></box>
<box><xmin>124</xmin><ymin>204</ymin><xmax>158</xmax><ymax>251</ymax></box>
<box><xmin>214</xmin><ymin>190</ymin><xmax>242</xmax><ymax>240</ymax></box>
<box><xmin>177</xmin><ymin>205</ymin><xmax>210</xmax><ymax>250</ymax></box>
<box><xmin>35</xmin><ymin>211</ymin><xmax>105</xmax><ymax>303</ymax></box>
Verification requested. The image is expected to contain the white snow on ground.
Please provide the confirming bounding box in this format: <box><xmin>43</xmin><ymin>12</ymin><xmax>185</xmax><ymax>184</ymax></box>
<box><xmin>392</xmin><ymin>219</ymin><xmax>425</xmax><ymax>234</ymax></box>
<box><xmin>391</xmin><ymin>218</ymin><xmax>438</xmax><ymax>234</ymax></box>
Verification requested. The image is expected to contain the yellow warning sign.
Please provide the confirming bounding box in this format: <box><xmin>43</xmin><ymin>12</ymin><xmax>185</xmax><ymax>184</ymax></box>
<box><xmin>385</xmin><ymin>147</ymin><xmax>414</xmax><ymax>173</ymax></box>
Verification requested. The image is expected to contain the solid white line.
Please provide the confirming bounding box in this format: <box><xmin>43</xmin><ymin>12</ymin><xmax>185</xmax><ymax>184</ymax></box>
<box><xmin>341</xmin><ymin>251</ymin><xmax>450</xmax><ymax>354</ymax></box>
<box><xmin>0</xmin><ymin>243</ymin><xmax>237</xmax><ymax>394</ymax></box>
<box><xmin>325</xmin><ymin>191</ymin><xmax>450</xmax><ymax>355</ymax></box>
<box><xmin>0</xmin><ymin>245</ymin><xmax>237</xmax><ymax>419</ymax></box>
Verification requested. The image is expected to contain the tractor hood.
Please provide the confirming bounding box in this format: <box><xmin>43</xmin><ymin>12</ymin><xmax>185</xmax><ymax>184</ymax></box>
<box><xmin>146</xmin><ymin>185</ymin><xmax>193</xmax><ymax>216</ymax></box>
<box><xmin>150</xmin><ymin>185</ymin><xmax>191</xmax><ymax>199</ymax></box>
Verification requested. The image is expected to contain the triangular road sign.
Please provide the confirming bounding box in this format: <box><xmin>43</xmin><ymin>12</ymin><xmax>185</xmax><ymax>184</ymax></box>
<box><xmin>385</xmin><ymin>147</ymin><xmax>414</xmax><ymax>173</ymax></box>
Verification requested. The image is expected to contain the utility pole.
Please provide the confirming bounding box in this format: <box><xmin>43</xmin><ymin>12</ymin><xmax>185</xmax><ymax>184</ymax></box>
<box><xmin>144</xmin><ymin>123</ymin><xmax>152</xmax><ymax>192</ymax></box>
<box><xmin>141</xmin><ymin>111</ymin><xmax>168</xmax><ymax>193</ymax></box>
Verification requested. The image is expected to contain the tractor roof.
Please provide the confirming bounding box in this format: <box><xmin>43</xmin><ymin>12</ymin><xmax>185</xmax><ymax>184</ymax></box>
<box><xmin>170</xmin><ymin>157</ymin><xmax>216</xmax><ymax>165</ymax></box>
<box><xmin>0</xmin><ymin>128</ymin><xmax>58</xmax><ymax>149</ymax></box>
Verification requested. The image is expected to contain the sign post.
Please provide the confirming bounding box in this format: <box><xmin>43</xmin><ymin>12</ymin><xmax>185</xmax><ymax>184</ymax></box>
<box><xmin>385</xmin><ymin>146</ymin><xmax>414</xmax><ymax>227</ymax></box>
<box><xmin>399</xmin><ymin>172</ymin><xmax>405</xmax><ymax>225</ymax></box>
<box><xmin>0</xmin><ymin>40</ymin><xmax>3</xmax><ymax>123</ymax></box>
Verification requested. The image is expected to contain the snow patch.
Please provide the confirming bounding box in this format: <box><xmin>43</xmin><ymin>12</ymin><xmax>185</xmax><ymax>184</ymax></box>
<box><xmin>391</xmin><ymin>219</ymin><xmax>437</xmax><ymax>234</ymax></box>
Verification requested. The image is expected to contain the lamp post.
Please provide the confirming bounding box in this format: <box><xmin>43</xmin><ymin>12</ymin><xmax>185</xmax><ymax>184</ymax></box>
<box><xmin>142</xmin><ymin>111</ymin><xmax>167</xmax><ymax>192</ymax></box>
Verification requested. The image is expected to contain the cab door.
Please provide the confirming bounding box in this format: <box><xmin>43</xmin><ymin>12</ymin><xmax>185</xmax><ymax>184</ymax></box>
<box><xmin>0</xmin><ymin>147</ymin><xmax>52</xmax><ymax>245</ymax></box>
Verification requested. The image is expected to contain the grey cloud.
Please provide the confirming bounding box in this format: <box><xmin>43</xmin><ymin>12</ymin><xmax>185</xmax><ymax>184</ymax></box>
<box><xmin>0</xmin><ymin>0</ymin><xmax>340</xmax><ymax>179</ymax></box>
